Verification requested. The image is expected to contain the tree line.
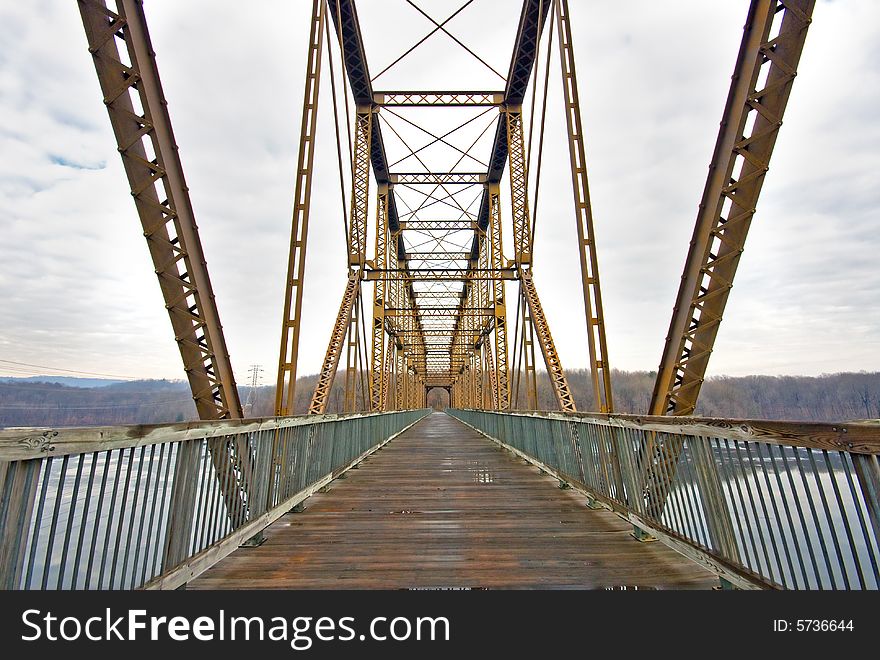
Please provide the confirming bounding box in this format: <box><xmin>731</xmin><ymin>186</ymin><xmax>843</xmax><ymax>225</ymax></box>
<box><xmin>1</xmin><ymin>370</ymin><xmax>878</xmax><ymax>428</ymax></box>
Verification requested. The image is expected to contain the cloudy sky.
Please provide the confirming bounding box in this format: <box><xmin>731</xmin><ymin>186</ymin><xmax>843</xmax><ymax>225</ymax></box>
<box><xmin>0</xmin><ymin>0</ymin><xmax>877</xmax><ymax>388</ymax></box>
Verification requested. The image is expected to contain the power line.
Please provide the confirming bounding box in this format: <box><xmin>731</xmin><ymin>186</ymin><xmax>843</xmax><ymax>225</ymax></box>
<box><xmin>0</xmin><ymin>398</ymin><xmax>193</xmax><ymax>410</ymax></box>
<box><xmin>0</xmin><ymin>359</ymin><xmax>140</xmax><ymax>381</ymax></box>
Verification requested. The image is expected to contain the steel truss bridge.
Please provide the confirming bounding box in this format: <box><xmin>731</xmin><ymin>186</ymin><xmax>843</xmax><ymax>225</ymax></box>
<box><xmin>1</xmin><ymin>0</ymin><xmax>878</xmax><ymax>591</ymax></box>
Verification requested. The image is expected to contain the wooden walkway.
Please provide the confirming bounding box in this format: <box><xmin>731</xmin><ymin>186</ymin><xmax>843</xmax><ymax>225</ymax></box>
<box><xmin>190</xmin><ymin>413</ymin><xmax>718</xmax><ymax>589</ymax></box>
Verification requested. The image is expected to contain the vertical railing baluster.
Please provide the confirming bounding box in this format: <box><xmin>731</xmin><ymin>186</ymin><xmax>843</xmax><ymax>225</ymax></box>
<box><xmin>72</xmin><ymin>453</ymin><xmax>98</xmax><ymax>590</ymax></box>
<box><xmin>142</xmin><ymin>443</ymin><xmax>165</xmax><ymax>586</ymax></box>
<box><xmin>85</xmin><ymin>451</ymin><xmax>112</xmax><ymax>590</ymax></box>
<box><xmin>131</xmin><ymin>445</ymin><xmax>156</xmax><ymax>588</ymax></box>
<box><xmin>691</xmin><ymin>437</ymin><xmax>739</xmax><ymax>561</ymax></box>
<box><xmin>57</xmin><ymin>454</ymin><xmax>85</xmax><ymax>589</ymax></box>
<box><xmin>42</xmin><ymin>456</ymin><xmax>69</xmax><ymax>589</ymax></box>
<box><xmin>120</xmin><ymin>446</ymin><xmax>146</xmax><ymax>587</ymax></box>
<box><xmin>152</xmin><ymin>443</ymin><xmax>176</xmax><ymax>579</ymax></box>
<box><xmin>821</xmin><ymin>450</ymin><xmax>864</xmax><ymax>589</ymax></box>
<box><xmin>841</xmin><ymin>453</ymin><xmax>879</xmax><ymax>587</ymax></box>
<box><xmin>793</xmin><ymin>449</ymin><xmax>835</xmax><ymax>589</ymax></box>
<box><xmin>162</xmin><ymin>440</ymin><xmax>203</xmax><ymax>573</ymax></box>
<box><xmin>805</xmin><ymin>450</ymin><xmax>849</xmax><ymax>589</ymax></box>
<box><xmin>0</xmin><ymin>458</ymin><xmax>43</xmax><ymax>589</ymax></box>
<box><xmin>765</xmin><ymin>444</ymin><xmax>805</xmax><ymax>588</ymax></box>
<box><xmin>851</xmin><ymin>454</ymin><xmax>880</xmax><ymax>554</ymax></box>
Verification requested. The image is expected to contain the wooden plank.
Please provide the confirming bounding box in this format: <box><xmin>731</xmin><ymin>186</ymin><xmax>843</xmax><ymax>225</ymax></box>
<box><xmin>189</xmin><ymin>413</ymin><xmax>719</xmax><ymax>590</ymax></box>
<box><xmin>4</xmin><ymin>408</ymin><xmax>875</xmax><ymax>461</ymax></box>
<box><xmin>0</xmin><ymin>410</ymin><xmax>425</xmax><ymax>461</ymax></box>
<box><xmin>484</xmin><ymin>410</ymin><xmax>880</xmax><ymax>455</ymax></box>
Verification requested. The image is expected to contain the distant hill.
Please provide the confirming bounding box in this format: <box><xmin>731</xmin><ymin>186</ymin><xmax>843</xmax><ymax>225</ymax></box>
<box><xmin>0</xmin><ymin>376</ymin><xmax>126</xmax><ymax>388</ymax></box>
<box><xmin>1</xmin><ymin>371</ymin><xmax>877</xmax><ymax>428</ymax></box>
<box><xmin>0</xmin><ymin>379</ymin><xmax>194</xmax><ymax>428</ymax></box>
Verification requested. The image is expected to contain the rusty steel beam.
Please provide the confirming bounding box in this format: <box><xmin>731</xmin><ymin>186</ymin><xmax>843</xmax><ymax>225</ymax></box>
<box><xmin>382</xmin><ymin>333</ymin><xmax>394</xmax><ymax>411</ymax></box>
<box><xmin>651</xmin><ymin>0</ymin><xmax>815</xmax><ymax>417</ymax></box>
<box><xmin>644</xmin><ymin>0</ymin><xmax>815</xmax><ymax>519</ymax></box>
<box><xmin>399</xmin><ymin>220</ymin><xmax>477</xmax><ymax>231</ymax></box>
<box><xmin>79</xmin><ymin>0</ymin><xmax>254</xmax><ymax>529</ymax></box>
<box><xmin>364</xmin><ymin>268</ymin><xmax>518</xmax><ymax>281</ymax></box>
<box><xmin>349</xmin><ymin>107</ymin><xmax>372</xmax><ymax>267</ymax></box>
<box><xmin>370</xmin><ymin>185</ymin><xmax>389</xmax><ymax>411</ymax></box>
<box><xmin>521</xmin><ymin>270</ymin><xmax>577</xmax><ymax>412</ymax></box>
<box><xmin>390</xmin><ymin>173</ymin><xmax>486</xmax><ymax>185</ymax></box>
<box><xmin>403</xmin><ymin>252</ymin><xmax>473</xmax><ymax>261</ymax></box>
<box><xmin>555</xmin><ymin>0</ymin><xmax>614</xmax><ymax>413</ymax></box>
<box><xmin>309</xmin><ymin>272</ymin><xmax>360</xmax><ymax>414</ymax></box>
<box><xmin>79</xmin><ymin>0</ymin><xmax>241</xmax><ymax>421</ymax></box>
<box><xmin>505</xmin><ymin>106</ymin><xmax>533</xmax><ymax>265</ymax></box>
<box><xmin>275</xmin><ymin>0</ymin><xmax>326</xmax><ymax>416</ymax></box>
<box><xmin>488</xmin><ymin>185</ymin><xmax>511</xmax><ymax>410</ymax></box>
<box><xmin>374</xmin><ymin>91</ymin><xmax>504</xmax><ymax>106</ymax></box>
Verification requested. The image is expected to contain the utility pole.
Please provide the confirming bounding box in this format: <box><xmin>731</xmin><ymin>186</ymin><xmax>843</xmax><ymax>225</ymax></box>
<box><xmin>244</xmin><ymin>364</ymin><xmax>263</xmax><ymax>417</ymax></box>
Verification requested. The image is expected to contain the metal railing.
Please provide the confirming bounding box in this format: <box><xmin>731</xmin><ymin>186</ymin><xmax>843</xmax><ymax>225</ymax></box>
<box><xmin>0</xmin><ymin>409</ymin><xmax>429</xmax><ymax>590</ymax></box>
<box><xmin>448</xmin><ymin>409</ymin><xmax>880</xmax><ymax>590</ymax></box>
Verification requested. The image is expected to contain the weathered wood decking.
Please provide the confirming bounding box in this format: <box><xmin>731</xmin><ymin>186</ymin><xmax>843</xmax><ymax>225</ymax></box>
<box><xmin>190</xmin><ymin>413</ymin><xmax>718</xmax><ymax>589</ymax></box>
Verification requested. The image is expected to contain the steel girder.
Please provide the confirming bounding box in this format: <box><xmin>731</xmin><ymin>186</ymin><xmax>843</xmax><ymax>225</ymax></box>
<box><xmin>370</xmin><ymin>185</ymin><xmax>389</xmax><ymax>411</ymax></box>
<box><xmin>308</xmin><ymin>272</ymin><xmax>360</xmax><ymax>414</ymax></box>
<box><xmin>555</xmin><ymin>0</ymin><xmax>614</xmax><ymax>413</ymax></box>
<box><xmin>390</xmin><ymin>173</ymin><xmax>486</xmax><ymax>185</ymax></box>
<box><xmin>79</xmin><ymin>0</ymin><xmax>252</xmax><ymax>528</ymax></box>
<box><xmin>505</xmin><ymin>107</ymin><xmax>533</xmax><ymax>265</ymax></box>
<box><xmin>651</xmin><ymin>0</ymin><xmax>815</xmax><ymax>418</ymax></box>
<box><xmin>643</xmin><ymin>0</ymin><xmax>815</xmax><ymax>520</ymax></box>
<box><xmin>403</xmin><ymin>252</ymin><xmax>474</xmax><ymax>261</ymax></box>
<box><xmin>308</xmin><ymin>0</ymin><xmax>602</xmax><ymax>414</ymax></box>
<box><xmin>399</xmin><ymin>220</ymin><xmax>477</xmax><ymax>231</ymax></box>
<box><xmin>520</xmin><ymin>270</ymin><xmax>577</xmax><ymax>412</ymax></box>
<box><xmin>349</xmin><ymin>108</ymin><xmax>372</xmax><ymax>267</ymax></box>
<box><xmin>364</xmin><ymin>268</ymin><xmax>518</xmax><ymax>282</ymax></box>
<box><xmin>275</xmin><ymin>0</ymin><xmax>326</xmax><ymax>416</ymax></box>
<box><xmin>488</xmin><ymin>186</ymin><xmax>511</xmax><ymax>410</ymax></box>
<box><xmin>79</xmin><ymin>0</ymin><xmax>241</xmax><ymax>421</ymax></box>
<box><xmin>374</xmin><ymin>91</ymin><xmax>504</xmax><ymax>107</ymax></box>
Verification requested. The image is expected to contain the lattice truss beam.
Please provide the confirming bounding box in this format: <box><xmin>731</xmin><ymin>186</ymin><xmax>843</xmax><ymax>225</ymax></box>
<box><xmin>81</xmin><ymin>0</ymin><xmax>808</xmax><ymax>426</ymax></box>
<box><xmin>642</xmin><ymin>0</ymin><xmax>816</xmax><ymax>518</ymax></box>
<box><xmin>293</xmin><ymin>0</ymin><xmax>612</xmax><ymax>414</ymax></box>
<box><xmin>650</xmin><ymin>0</ymin><xmax>815</xmax><ymax>418</ymax></box>
<box><xmin>79</xmin><ymin>0</ymin><xmax>242</xmax><ymax>421</ymax></box>
<box><xmin>78</xmin><ymin>0</ymin><xmax>255</xmax><ymax>522</ymax></box>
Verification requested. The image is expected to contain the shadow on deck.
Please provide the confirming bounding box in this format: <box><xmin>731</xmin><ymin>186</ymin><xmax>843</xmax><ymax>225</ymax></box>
<box><xmin>190</xmin><ymin>412</ymin><xmax>718</xmax><ymax>589</ymax></box>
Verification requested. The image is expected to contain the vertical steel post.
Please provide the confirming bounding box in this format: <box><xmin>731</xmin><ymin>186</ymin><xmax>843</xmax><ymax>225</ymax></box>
<box><xmin>488</xmin><ymin>184</ymin><xmax>510</xmax><ymax>410</ymax></box>
<box><xmin>370</xmin><ymin>184</ymin><xmax>389</xmax><ymax>411</ymax></box>
<box><xmin>275</xmin><ymin>0</ymin><xmax>327</xmax><ymax>415</ymax></box>
<box><xmin>554</xmin><ymin>0</ymin><xmax>614</xmax><ymax>413</ymax></box>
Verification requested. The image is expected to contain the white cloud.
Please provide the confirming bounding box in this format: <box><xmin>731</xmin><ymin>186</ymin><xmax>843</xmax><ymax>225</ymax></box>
<box><xmin>0</xmin><ymin>0</ymin><xmax>876</xmax><ymax>392</ymax></box>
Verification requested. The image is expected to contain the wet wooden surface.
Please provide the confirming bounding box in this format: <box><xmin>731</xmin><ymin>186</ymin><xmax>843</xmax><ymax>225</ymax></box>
<box><xmin>190</xmin><ymin>412</ymin><xmax>718</xmax><ymax>589</ymax></box>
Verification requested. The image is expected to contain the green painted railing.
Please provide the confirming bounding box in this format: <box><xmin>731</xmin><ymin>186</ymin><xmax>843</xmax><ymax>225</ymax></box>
<box><xmin>449</xmin><ymin>408</ymin><xmax>880</xmax><ymax>590</ymax></box>
<box><xmin>0</xmin><ymin>409</ymin><xmax>430</xmax><ymax>590</ymax></box>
